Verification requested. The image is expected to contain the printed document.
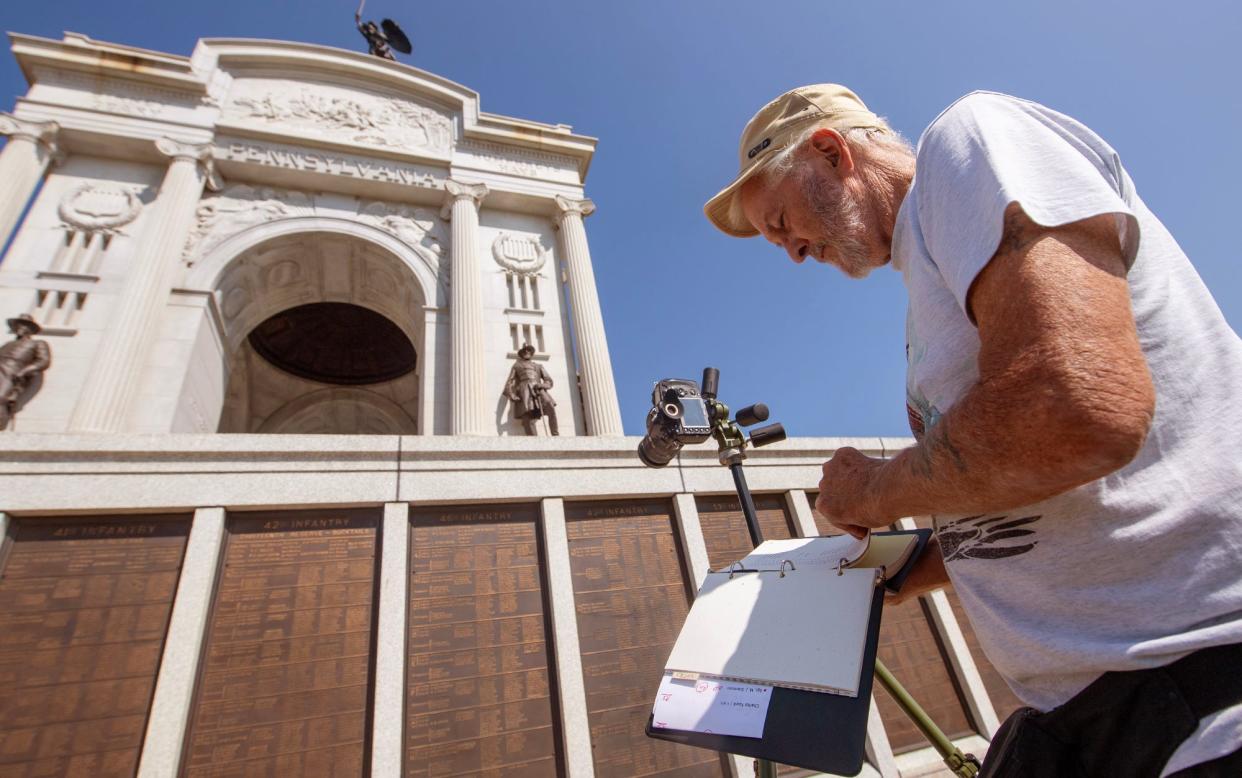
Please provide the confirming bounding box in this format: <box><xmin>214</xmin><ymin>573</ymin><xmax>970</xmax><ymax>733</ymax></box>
<box><xmin>651</xmin><ymin>672</ymin><xmax>774</xmax><ymax>738</ymax></box>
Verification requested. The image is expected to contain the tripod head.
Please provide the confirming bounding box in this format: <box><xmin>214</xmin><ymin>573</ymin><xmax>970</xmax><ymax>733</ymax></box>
<box><xmin>637</xmin><ymin>367</ymin><xmax>787</xmax><ymax>468</ymax></box>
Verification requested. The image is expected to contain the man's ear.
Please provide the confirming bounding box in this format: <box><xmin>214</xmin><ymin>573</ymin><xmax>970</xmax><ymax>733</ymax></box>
<box><xmin>806</xmin><ymin>128</ymin><xmax>853</xmax><ymax>175</ymax></box>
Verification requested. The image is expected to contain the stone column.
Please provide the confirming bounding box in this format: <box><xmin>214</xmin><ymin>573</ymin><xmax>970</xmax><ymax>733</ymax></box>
<box><xmin>0</xmin><ymin>114</ymin><xmax>60</xmax><ymax>253</ymax></box>
<box><xmin>69</xmin><ymin>138</ymin><xmax>213</xmax><ymax>432</ymax></box>
<box><xmin>553</xmin><ymin>195</ymin><xmax>623</xmax><ymax>436</ymax></box>
<box><xmin>441</xmin><ymin>179</ymin><xmax>490</xmax><ymax>435</ymax></box>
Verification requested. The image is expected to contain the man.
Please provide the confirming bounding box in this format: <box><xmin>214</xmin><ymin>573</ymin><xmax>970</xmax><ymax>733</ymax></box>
<box><xmin>705</xmin><ymin>85</ymin><xmax>1242</xmax><ymax>775</ymax></box>
<box><xmin>0</xmin><ymin>313</ymin><xmax>51</xmax><ymax>430</ymax></box>
<box><xmin>505</xmin><ymin>343</ymin><xmax>559</xmax><ymax>436</ymax></box>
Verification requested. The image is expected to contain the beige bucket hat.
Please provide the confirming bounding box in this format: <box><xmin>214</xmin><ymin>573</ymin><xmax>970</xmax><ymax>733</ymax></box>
<box><xmin>704</xmin><ymin>84</ymin><xmax>887</xmax><ymax>237</ymax></box>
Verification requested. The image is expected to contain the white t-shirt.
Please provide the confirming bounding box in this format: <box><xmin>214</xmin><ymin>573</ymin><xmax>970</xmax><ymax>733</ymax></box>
<box><xmin>892</xmin><ymin>91</ymin><xmax>1242</xmax><ymax>771</ymax></box>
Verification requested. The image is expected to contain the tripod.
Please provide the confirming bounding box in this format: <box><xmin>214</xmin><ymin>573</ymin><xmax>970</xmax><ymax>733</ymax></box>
<box><xmin>698</xmin><ymin>369</ymin><xmax>981</xmax><ymax>778</ymax></box>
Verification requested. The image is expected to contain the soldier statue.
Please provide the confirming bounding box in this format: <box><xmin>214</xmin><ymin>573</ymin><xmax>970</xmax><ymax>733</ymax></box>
<box><xmin>0</xmin><ymin>314</ymin><xmax>51</xmax><ymax>431</ymax></box>
<box><xmin>355</xmin><ymin>1</ymin><xmax>412</xmax><ymax>61</ymax></box>
<box><xmin>505</xmin><ymin>344</ymin><xmax>559</xmax><ymax>436</ymax></box>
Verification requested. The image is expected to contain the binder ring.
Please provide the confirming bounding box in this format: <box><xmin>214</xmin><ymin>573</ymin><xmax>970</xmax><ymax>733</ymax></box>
<box><xmin>778</xmin><ymin>559</ymin><xmax>796</xmax><ymax>578</ymax></box>
<box><xmin>727</xmin><ymin>561</ymin><xmax>745</xmax><ymax>579</ymax></box>
<box><xmin>836</xmin><ymin>558</ymin><xmax>848</xmax><ymax>576</ymax></box>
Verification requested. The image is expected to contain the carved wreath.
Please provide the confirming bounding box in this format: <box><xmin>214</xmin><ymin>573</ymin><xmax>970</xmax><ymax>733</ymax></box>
<box><xmin>58</xmin><ymin>184</ymin><xmax>144</xmax><ymax>233</ymax></box>
<box><xmin>491</xmin><ymin>233</ymin><xmax>548</xmax><ymax>276</ymax></box>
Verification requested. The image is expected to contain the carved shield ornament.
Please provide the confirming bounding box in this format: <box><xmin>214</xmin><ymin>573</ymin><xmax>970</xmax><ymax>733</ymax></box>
<box><xmin>58</xmin><ymin>184</ymin><xmax>143</xmax><ymax>233</ymax></box>
<box><xmin>491</xmin><ymin>233</ymin><xmax>548</xmax><ymax>276</ymax></box>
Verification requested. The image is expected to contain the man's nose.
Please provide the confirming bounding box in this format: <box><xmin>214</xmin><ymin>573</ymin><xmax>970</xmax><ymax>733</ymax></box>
<box><xmin>783</xmin><ymin>239</ymin><xmax>809</xmax><ymax>264</ymax></box>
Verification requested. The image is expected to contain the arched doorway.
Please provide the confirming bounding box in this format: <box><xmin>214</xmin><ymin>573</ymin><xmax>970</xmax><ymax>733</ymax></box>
<box><xmin>197</xmin><ymin>229</ymin><xmax>435</xmax><ymax>434</ymax></box>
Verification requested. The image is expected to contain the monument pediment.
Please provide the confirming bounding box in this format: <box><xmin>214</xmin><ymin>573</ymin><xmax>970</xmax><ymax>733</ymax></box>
<box><xmin>202</xmin><ymin>39</ymin><xmax>594</xmax><ymax>179</ymax></box>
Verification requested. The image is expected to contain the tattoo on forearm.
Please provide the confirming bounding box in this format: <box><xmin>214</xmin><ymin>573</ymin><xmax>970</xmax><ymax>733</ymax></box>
<box><xmin>934</xmin><ymin>421</ymin><xmax>968</xmax><ymax>472</ymax></box>
<box><xmin>910</xmin><ymin>419</ymin><xmax>968</xmax><ymax>480</ymax></box>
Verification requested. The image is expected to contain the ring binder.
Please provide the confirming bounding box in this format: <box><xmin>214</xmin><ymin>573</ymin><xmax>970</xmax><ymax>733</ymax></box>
<box><xmin>717</xmin><ymin>559</ymin><xmax>799</xmax><ymax>579</ymax></box>
<box><xmin>646</xmin><ymin>529</ymin><xmax>934</xmax><ymax>775</ymax></box>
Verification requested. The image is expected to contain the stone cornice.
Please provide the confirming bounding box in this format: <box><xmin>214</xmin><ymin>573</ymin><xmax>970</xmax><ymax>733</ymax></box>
<box><xmin>9</xmin><ymin>31</ymin><xmax>209</xmax><ymax>95</ymax></box>
<box><xmin>0</xmin><ymin>433</ymin><xmax>907</xmax><ymax>513</ymax></box>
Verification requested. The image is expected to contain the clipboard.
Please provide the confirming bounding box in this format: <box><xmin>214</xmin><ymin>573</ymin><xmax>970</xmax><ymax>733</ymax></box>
<box><xmin>645</xmin><ymin>528</ymin><xmax>932</xmax><ymax>775</ymax></box>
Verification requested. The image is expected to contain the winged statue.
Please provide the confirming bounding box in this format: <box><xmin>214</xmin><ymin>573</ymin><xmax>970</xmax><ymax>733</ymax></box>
<box><xmin>355</xmin><ymin>0</ymin><xmax>412</xmax><ymax>61</ymax></box>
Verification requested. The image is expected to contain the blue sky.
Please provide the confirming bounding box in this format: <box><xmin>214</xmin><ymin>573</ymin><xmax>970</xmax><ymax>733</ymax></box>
<box><xmin>3</xmin><ymin>1</ymin><xmax>1239</xmax><ymax>438</ymax></box>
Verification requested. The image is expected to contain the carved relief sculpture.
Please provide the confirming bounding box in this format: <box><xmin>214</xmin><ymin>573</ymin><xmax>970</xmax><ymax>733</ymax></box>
<box><xmin>58</xmin><ymin>183</ymin><xmax>144</xmax><ymax>234</ymax></box>
<box><xmin>504</xmin><ymin>343</ymin><xmax>558</xmax><ymax>436</ymax></box>
<box><xmin>231</xmin><ymin>88</ymin><xmax>451</xmax><ymax>153</ymax></box>
<box><xmin>357</xmin><ymin>201</ymin><xmax>445</xmax><ymax>259</ymax></box>
<box><xmin>0</xmin><ymin>314</ymin><xmax>51</xmax><ymax>430</ymax></box>
<box><xmin>182</xmin><ymin>184</ymin><xmax>314</xmax><ymax>265</ymax></box>
<box><xmin>492</xmin><ymin>233</ymin><xmax>548</xmax><ymax>276</ymax></box>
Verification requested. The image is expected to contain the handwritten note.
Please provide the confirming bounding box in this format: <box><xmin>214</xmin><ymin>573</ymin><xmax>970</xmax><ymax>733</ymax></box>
<box><xmin>650</xmin><ymin>672</ymin><xmax>773</xmax><ymax>738</ymax></box>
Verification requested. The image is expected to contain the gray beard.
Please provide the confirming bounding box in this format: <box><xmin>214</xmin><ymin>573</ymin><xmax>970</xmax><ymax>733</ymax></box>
<box><xmin>799</xmin><ymin>171</ymin><xmax>873</xmax><ymax>279</ymax></box>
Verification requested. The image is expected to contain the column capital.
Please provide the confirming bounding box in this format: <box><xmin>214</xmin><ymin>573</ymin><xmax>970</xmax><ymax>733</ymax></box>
<box><xmin>155</xmin><ymin>137</ymin><xmax>221</xmax><ymax>190</ymax></box>
<box><xmin>441</xmin><ymin>179</ymin><xmax>489</xmax><ymax>218</ymax></box>
<box><xmin>155</xmin><ymin>137</ymin><xmax>212</xmax><ymax>163</ymax></box>
<box><xmin>0</xmin><ymin>113</ymin><xmax>60</xmax><ymax>154</ymax></box>
<box><xmin>553</xmin><ymin>194</ymin><xmax>596</xmax><ymax>222</ymax></box>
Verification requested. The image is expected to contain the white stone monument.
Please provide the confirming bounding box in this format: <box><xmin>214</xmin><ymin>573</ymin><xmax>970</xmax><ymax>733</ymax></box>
<box><xmin>0</xmin><ymin>31</ymin><xmax>622</xmax><ymax>437</ymax></box>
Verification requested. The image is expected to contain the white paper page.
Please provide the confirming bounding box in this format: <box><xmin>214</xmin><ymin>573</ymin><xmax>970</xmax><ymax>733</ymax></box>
<box><xmin>730</xmin><ymin>534</ymin><xmax>870</xmax><ymax>572</ymax></box>
<box><xmin>665</xmin><ymin>566</ymin><xmax>875</xmax><ymax>695</ymax></box>
<box><xmin>651</xmin><ymin>672</ymin><xmax>773</xmax><ymax>738</ymax></box>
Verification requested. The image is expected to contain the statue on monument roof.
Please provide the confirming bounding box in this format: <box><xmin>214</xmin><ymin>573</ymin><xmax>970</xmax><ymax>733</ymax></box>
<box><xmin>355</xmin><ymin>0</ymin><xmax>412</xmax><ymax>61</ymax></box>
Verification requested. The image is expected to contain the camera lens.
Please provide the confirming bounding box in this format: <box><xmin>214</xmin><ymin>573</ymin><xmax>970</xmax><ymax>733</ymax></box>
<box><xmin>637</xmin><ymin>409</ymin><xmax>681</xmax><ymax>468</ymax></box>
<box><xmin>637</xmin><ymin>438</ymin><xmax>673</xmax><ymax>468</ymax></box>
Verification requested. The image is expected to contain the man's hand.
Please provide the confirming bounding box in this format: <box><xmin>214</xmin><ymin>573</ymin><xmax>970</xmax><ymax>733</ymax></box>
<box><xmin>815</xmin><ymin>447</ymin><xmax>888</xmax><ymax>538</ymax></box>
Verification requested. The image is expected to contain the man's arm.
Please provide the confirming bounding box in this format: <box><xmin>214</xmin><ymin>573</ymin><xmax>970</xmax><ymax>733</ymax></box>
<box><xmin>19</xmin><ymin>342</ymin><xmax>51</xmax><ymax>378</ymax></box>
<box><xmin>885</xmin><ymin>536</ymin><xmax>950</xmax><ymax>604</ymax></box>
<box><xmin>818</xmin><ymin>204</ymin><xmax>1155</xmax><ymax>532</ymax></box>
<box><xmin>504</xmin><ymin>366</ymin><xmax>520</xmax><ymax>400</ymax></box>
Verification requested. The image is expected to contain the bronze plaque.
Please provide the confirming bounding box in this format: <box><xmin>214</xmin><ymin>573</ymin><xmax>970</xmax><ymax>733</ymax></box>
<box><xmin>405</xmin><ymin>503</ymin><xmax>562</xmax><ymax>778</ymax></box>
<box><xmin>695</xmin><ymin>493</ymin><xmax>796</xmax><ymax>571</ymax></box>
<box><xmin>0</xmin><ymin>516</ymin><xmax>190</xmax><ymax>777</ymax></box>
<box><xmin>182</xmin><ymin>510</ymin><xmax>379</xmax><ymax>777</ymax></box>
<box><xmin>566</xmin><ymin>499</ymin><xmax>724</xmax><ymax>778</ymax></box>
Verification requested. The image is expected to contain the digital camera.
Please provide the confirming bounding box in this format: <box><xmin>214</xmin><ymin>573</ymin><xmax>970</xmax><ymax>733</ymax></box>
<box><xmin>637</xmin><ymin>378</ymin><xmax>714</xmax><ymax>467</ymax></box>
